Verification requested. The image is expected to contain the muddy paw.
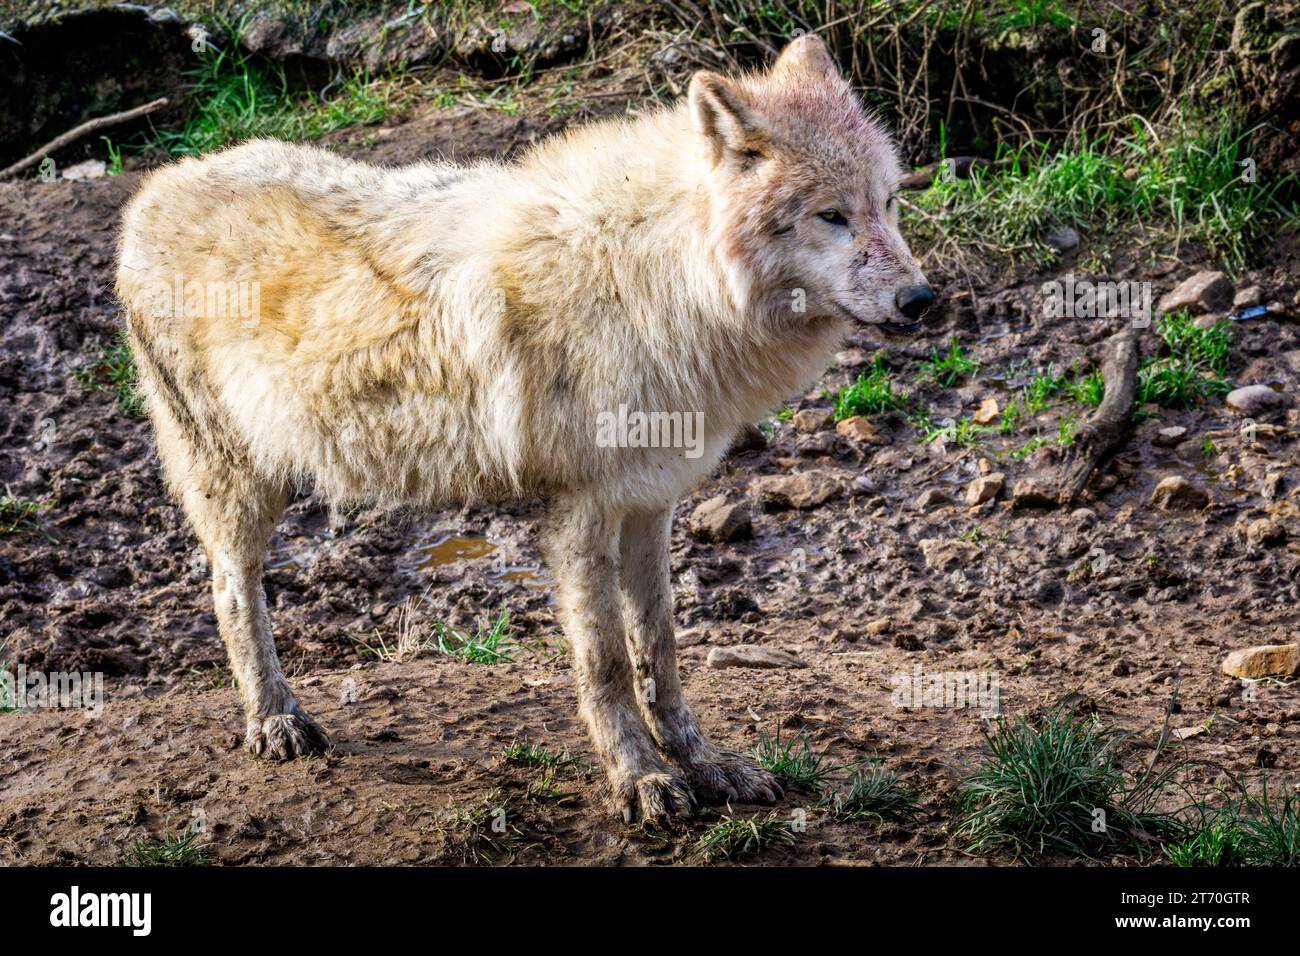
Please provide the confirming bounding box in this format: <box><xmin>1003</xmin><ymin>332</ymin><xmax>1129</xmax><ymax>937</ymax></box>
<box><xmin>613</xmin><ymin>770</ymin><xmax>696</xmax><ymax>824</ymax></box>
<box><xmin>246</xmin><ymin>711</ymin><xmax>331</xmax><ymax>760</ymax></box>
<box><xmin>685</xmin><ymin>749</ymin><xmax>784</xmax><ymax>805</ymax></box>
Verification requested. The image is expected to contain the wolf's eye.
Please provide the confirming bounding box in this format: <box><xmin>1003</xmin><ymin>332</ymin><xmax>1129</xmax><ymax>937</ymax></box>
<box><xmin>817</xmin><ymin>209</ymin><xmax>848</xmax><ymax>226</ymax></box>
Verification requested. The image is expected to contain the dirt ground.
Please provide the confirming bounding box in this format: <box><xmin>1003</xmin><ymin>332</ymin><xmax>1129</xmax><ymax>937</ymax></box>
<box><xmin>2</xmin><ymin>75</ymin><xmax>1299</xmax><ymax>866</ymax></box>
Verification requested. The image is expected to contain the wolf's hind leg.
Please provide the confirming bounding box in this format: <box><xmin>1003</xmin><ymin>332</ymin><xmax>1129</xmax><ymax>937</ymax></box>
<box><xmin>619</xmin><ymin>507</ymin><xmax>782</xmax><ymax>805</ymax></box>
<box><xmin>541</xmin><ymin>496</ymin><xmax>694</xmax><ymax>823</ymax></box>
<box><xmin>150</xmin><ymin>400</ymin><xmax>329</xmax><ymax>760</ymax></box>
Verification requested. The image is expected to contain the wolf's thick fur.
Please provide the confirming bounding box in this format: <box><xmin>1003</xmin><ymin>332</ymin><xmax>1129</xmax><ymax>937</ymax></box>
<box><xmin>116</xmin><ymin>36</ymin><xmax>928</xmax><ymax>821</ymax></box>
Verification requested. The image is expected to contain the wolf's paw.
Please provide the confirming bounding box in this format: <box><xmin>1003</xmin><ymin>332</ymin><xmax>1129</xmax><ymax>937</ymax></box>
<box><xmin>246</xmin><ymin>710</ymin><xmax>331</xmax><ymax>760</ymax></box>
<box><xmin>613</xmin><ymin>770</ymin><xmax>696</xmax><ymax>824</ymax></box>
<box><xmin>684</xmin><ymin>749</ymin><xmax>784</xmax><ymax>805</ymax></box>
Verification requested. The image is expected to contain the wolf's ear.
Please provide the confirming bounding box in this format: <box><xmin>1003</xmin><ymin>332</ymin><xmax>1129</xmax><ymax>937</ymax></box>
<box><xmin>689</xmin><ymin>71</ymin><xmax>765</xmax><ymax>167</ymax></box>
<box><xmin>771</xmin><ymin>34</ymin><xmax>838</xmax><ymax>81</ymax></box>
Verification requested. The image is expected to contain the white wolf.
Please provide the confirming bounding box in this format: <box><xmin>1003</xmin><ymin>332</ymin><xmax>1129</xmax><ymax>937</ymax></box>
<box><xmin>115</xmin><ymin>35</ymin><xmax>934</xmax><ymax>822</ymax></box>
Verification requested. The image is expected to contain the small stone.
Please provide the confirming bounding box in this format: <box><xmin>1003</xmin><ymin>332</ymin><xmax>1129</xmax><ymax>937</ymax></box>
<box><xmin>965</xmin><ymin>472</ymin><xmax>1005</xmax><ymax>506</ymax></box>
<box><xmin>1226</xmin><ymin>384</ymin><xmax>1286</xmax><ymax>416</ymax></box>
<box><xmin>1193</xmin><ymin>313</ymin><xmax>1225</xmax><ymax>330</ymax></box>
<box><xmin>792</xmin><ymin>408</ymin><xmax>833</xmax><ymax>433</ymax></box>
<box><xmin>1043</xmin><ymin>225</ymin><xmax>1080</xmax><ymax>253</ymax></box>
<box><xmin>1071</xmin><ymin>507</ymin><xmax>1097</xmax><ymax>528</ymax></box>
<box><xmin>752</xmin><ymin>471</ymin><xmax>843</xmax><ymax>509</ymax></box>
<box><xmin>892</xmin><ymin>632</ymin><xmax>924</xmax><ymax>651</ymax></box>
<box><xmin>1245</xmin><ymin>518</ymin><xmax>1285</xmax><ymax>547</ymax></box>
<box><xmin>1151</xmin><ymin>475</ymin><xmax>1209</xmax><ymax>511</ymax></box>
<box><xmin>1221</xmin><ymin>643</ymin><xmax>1300</xmax><ymax>679</ymax></box>
<box><xmin>1111</xmin><ymin>659</ymin><xmax>1131</xmax><ymax>677</ymax></box>
<box><xmin>1153</xmin><ymin>426</ymin><xmax>1188</xmax><ymax>448</ymax></box>
<box><xmin>865</xmin><ymin>617</ymin><xmax>893</xmax><ymax>635</ymax></box>
<box><xmin>1158</xmin><ymin>270</ymin><xmax>1234</xmax><ymax>315</ymax></box>
<box><xmin>919</xmin><ymin>538</ymin><xmax>980</xmax><ymax>571</ymax></box>
<box><xmin>61</xmin><ymin>159</ymin><xmax>106</xmax><ymax>181</ymax></box>
<box><xmin>706</xmin><ymin>645</ymin><xmax>806</xmax><ymax>669</ymax></box>
<box><xmin>1172</xmin><ymin>726</ymin><xmax>1207</xmax><ymax>740</ymax></box>
<box><xmin>1233</xmin><ymin>285</ymin><xmax>1264</xmax><ymax>308</ymax></box>
<box><xmin>675</xmin><ymin>627</ymin><xmax>706</xmax><ymax>648</ymax></box>
<box><xmin>796</xmin><ymin>432</ymin><xmax>838</xmax><ymax>457</ymax></box>
<box><xmin>1012</xmin><ymin>478</ymin><xmax>1057</xmax><ymax>508</ymax></box>
<box><xmin>834</xmin><ymin>348</ymin><xmax>871</xmax><ymax>368</ymax></box>
<box><xmin>915</xmin><ymin>487</ymin><xmax>952</xmax><ymax>511</ymax></box>
<box><xmin>1262</xmin><ymin>472</ymin><xmax>1285</xmax><ymax>499</ymax></box>
<box><xmin>835</xmin><ymin>415</ymin><xmax>886</xmax><ymax>444</ymax></box>
<box><xmin>688</xmin><ymin>495</ymin><xmax>752</xmax><ymax>543</ymax></box>
<box><xmin>972</xmin><ymin>397</ymin><xmax>1000</xmax><ymax>425</ymax></box>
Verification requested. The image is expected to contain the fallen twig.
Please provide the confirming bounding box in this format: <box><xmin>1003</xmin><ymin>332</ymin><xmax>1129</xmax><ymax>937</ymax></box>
<box><xmin>1055</xmin><ymin>326</ymin><xmax>1141</xmax><ymax>503</ymax></box>
<box><xmin>0</xmin><ymin>97</ymin><xmax>169</xmax><ymax>180</ymax></box>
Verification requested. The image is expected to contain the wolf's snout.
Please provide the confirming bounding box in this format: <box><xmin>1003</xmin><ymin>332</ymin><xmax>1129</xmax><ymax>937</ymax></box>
<box><xmin>895</xmin><ymin>284</ymin><xmax>936</xmax><ymax>321</ymax></box>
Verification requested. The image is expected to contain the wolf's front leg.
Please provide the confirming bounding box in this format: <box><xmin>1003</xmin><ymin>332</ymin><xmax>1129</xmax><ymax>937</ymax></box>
<box><xmin>541</xmin><ymin>496</ymin><xmax>695</xmax><ymax>823</ymax></box>
<box><xmin>618</xmin><ymin>507</ymin><xmax>783</xmax><ymax>805</ymax></box>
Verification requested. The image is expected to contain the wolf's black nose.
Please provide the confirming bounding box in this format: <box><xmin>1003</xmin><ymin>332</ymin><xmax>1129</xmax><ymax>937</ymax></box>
<box><xmin>896</xmin><ymin>284</ymin><xmax>936</xmax><ymax>320</ymax></box>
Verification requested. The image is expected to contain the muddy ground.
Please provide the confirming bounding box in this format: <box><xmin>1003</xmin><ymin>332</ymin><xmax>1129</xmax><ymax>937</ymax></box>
<box><xmin>2</xmin><ymin>50</ymin><xmax>1299</xmax><ymax>866</ymax></box>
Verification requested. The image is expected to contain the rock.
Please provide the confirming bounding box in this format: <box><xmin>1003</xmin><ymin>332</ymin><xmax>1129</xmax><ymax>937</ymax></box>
<box><xmin>835</xmin><ymin>415</ymin><xmax>886</xmax><ymax>444</ymax></box>
<box><xmin>61</xmin><ymin>159</ymin><xmax>106</xmax><ymax>181</ymax></box>
<box><xmin>834</xmin><ymin>348</ymin><xmax>871</xmax><ymax>368</ymax></box>
<box><xmin>796</xmin><ymin>432</ymin><xmax>838</xmax><ymax>457</ymax></box>
<box><xmin>965</xmin><ymin>472</ymin><xmax>1005</xmax><ymax>506</ymax></box>
<box><xmin>1221</xmin><ymin>643</ymin><xmax>1300</xmax><ymax>679</ymax></box>
<box><xmin>919</xmin><ymin>538</ymin><xmax>980</xmax><ymax>571</ymax></box>
<box><xmin>973</xmin><ymin>397</ymin><xmax>1000</xmax><ymax>425</ymax></box>
<box><xmin>1111</xmin><ymin>659</ymin><xmax>1132</xmax><ymax>677</ymax></box>
<box><xmin>1011</xmin><ymin>478</ymin><xmax>1057</xmax><ymax>508</ymax></box>
<box><xmin>1158</xmin><ymin>270</ymin><xmax>1234</xmax><ymax>315</ymax></box>
<box><xmin>892</xmin><ymin>632</ymin><xmax>924</xmax><ymax>651</ymax></box>
<box><xmin>1043</xmin><ymin>225</ymin><xmax>1080</xmax><ymax>253</ymax></box>
<box><xmin>727</xmin><ymin>423</ymin><xmax>767</xmax><ymax>456</ymax></box>
<box><xmin>1071</xmin><ymin>507</ymin><xmax>1097</xmax><ymax>528</ymax></box>
<box><xmin>1226</xmin><ymin>384</ymin><xmax>1286</xmax><ymax>416</ymax></box>
<box><xmin>1262</xmin><ymin>472</ymin><xmax>1286</xmax><ymax>499</ymax></box>
<box><xmin>675</xmin><ymin>627</ymin><xmax>706</xmax><ymax>648</ymax></box>
<box><xmin>1234</xmin><ymin>285</ymin><xmax>1264</xmax><ymax>308</ymax></box>
<box><xmin>1193</xmin><ymin>313</ymin><xmax>1224</xmax><ymax>330</ymax></box>
<box><xmin>792</xmin><ymin>408</ymin><xmax>833</xmax><ymax>433</ymax></box>
<box><xmin>865</xmin><ymin>617</ymin><xmax>892</xmax><ymax>635</ymax></box>
<box><xmin>1172</xmin><ymin>726</ymin><xmax>1207</xmax><ymax>740</ymax></box>
<box><xmin>1152</xmin><ymin>425</ymin><xmax>1188</xmax><ymax>448</ymax></box>
<box><xmin>706</xmin><ymin>645</ymin><xmax>806</xmax><ymax>669</ymax></box>
<box><xmin>752</xmin><ymin>471</ymin><xmax>843</xmax><ymax>509</ymax></box>
<box><xmin>915</xmin><ymin>487</ymin><xmax>952</xmax><ymax>511</ymax></box>
<box><xmin>1151</xmin><ymin>475</ymin><xmax>1209</xmax><ymax>511</ymax></box>
<box><xmin>688</xmin><ymin>495</ymin><xmax>752</xmax><ymax>543</ymax></box>
<box><xmin>1245</xmin><ymin>518</ymin><xmax>1285</xmax><ymax>547</ymax></box>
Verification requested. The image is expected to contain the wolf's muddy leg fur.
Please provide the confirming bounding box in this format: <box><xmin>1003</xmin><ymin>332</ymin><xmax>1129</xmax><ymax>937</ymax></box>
<box><xmin>541</xmin><ymin>496</ymin><xmax>695</xmax><ymax>823</ymax></box>
<box><xmin>619</xmin><ymin>508</ymin><xmax>783</xmax><ymax>804</ymax></box>
<box><xmin>148</xmin><ymin>398</ymin><xmax>329</xmax><ymax>760</ymax></box>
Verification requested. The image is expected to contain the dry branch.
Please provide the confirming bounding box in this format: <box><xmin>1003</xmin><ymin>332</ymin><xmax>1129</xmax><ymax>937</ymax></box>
<box><xmin>0</xmin><ymin>97</ymin><xmax>169</xmax><ymax>180</ymax></box>
<box><xmin>897</xmin><ymin>154</ymin><xmax>1029</xmax><ymax>189</ymax></box>
<box><xmin>1055</xmin><ymin>326</ymin><xmax>1141</xmax><ymax>504</ymax></box>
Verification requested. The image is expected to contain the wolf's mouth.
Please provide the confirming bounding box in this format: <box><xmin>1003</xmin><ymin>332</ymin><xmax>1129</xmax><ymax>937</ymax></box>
<box><xmin>881</xmin><ymin>317</ymin><xmax>923</xmax><ymax>336</ymax></box>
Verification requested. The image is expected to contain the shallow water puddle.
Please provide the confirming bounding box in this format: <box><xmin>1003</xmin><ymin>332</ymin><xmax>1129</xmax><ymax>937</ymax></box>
<box><xmin>413</xmin><ymin>533</ymin><xmax>551</xmax><ymax>590</ymax></box>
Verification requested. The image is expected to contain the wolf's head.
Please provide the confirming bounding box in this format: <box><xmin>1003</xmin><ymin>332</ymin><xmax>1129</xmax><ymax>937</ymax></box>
<box><xmin>689</xmin><ymin>35</ymin><xmax>934</xmax><ymax>335</ymax></box>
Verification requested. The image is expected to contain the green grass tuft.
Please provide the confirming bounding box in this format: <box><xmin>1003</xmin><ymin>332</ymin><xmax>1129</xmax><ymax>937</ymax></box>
<box><xmin>823</xmin><ymin>762</ymin><xmax>923</xmax><ymax>825</ymax></box>
<box><xmin>751</xmin><ymin>723</ymin><xmax>839</xmax><ymax>794</ymax></box>
<box><xmin>692</xmin><ymin>812</ymin><xmax>797</xmax><ymax>863</ymax></box>
<box><xmin>955</xmin><ymin>706</ymin><xmax>1185</xmax><ymax>860</ymax></box>
<box><xmin>833</xmin><ymin>355</ymin><xmax>902</xmax><ymax>420</ymax></box>
<box><xmin>76</xmin><ymin>330</ymin><xmax>143</xmax><ymax>416</ymax></box>
<box><xmin>121</xmin><ymin>831</ymin><xmax>208</xmax><ymax>867</ymax></box>
<box><xmin>921</xmin><ymin>338</ymin><xmax>979</xmax><ymax>387</ymax></box>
